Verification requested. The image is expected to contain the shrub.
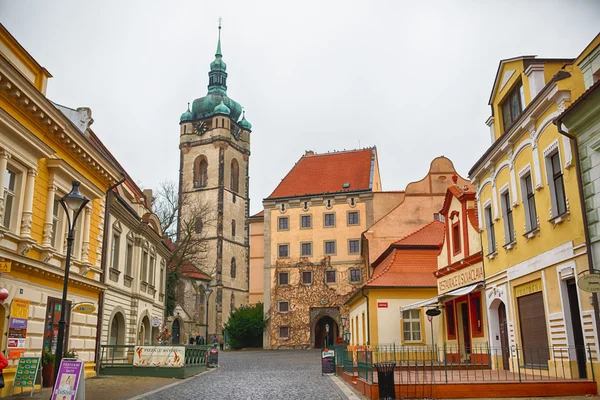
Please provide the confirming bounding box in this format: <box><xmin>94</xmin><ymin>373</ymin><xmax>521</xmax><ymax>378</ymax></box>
<box><xmin>224</xmin><ymin>303</ymin><xmax>265</xmax><ymax>350</ymax></box>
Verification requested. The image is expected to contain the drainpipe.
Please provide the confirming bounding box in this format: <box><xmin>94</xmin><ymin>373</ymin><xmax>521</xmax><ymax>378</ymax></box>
<box><xmin>361</xmin><ymin>287</ymin><xmax>370</xmax><ymax>345</ymax></box>
<box><xmin>556</xmin><ymin>120</ymin><xmax>600</xmax><ymax>351</ymax></box>
<box><xmin>94</xmin><ymin>177</ymin><xmax>126</xmax><ymax>374</ymax></box>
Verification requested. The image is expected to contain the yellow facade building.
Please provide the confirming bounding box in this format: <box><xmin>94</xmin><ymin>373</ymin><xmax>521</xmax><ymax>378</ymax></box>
<box><xmin>0</xmin><ymin>24</ymin><xmax>121</xmax><ymax>393</ymax></box>
<box><xmin>469</xmin><ymin>34</ymin><xmax>600</xmax><ymax>379</ymax></box>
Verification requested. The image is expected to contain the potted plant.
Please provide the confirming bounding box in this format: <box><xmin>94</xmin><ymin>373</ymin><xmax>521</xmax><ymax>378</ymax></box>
<box><xmin>42</xmin><ymin>349</ymin><xmax>56</xmax><ymax>388</ymax></box>
<box><xmin>64</xmin><ymin>350</ymin><xmax>78</xmax><ymax>359</ymax></box>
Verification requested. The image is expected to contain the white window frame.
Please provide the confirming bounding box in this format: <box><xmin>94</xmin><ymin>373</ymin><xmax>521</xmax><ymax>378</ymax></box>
<box><xmin>278</xmin><ymin>272</ymin><xmax>289</xmax><ymax>286</ymax></box>
<box><xmin>324</xmin><ymin>240</ymin><xmax>336</xmax><ymax>256</ymax></box>
<box><xmin>279</xmin><ymin>326</ymin><xmax>290</xmax><ymax>339</ymax></box>
<box><xmin>500</xmin><ymin>188</ymin><xmax>515</xmax><ymax>245</ymax></box>
<box><xmin>544</xmin><ymin>145</ymin><xmax>568</xmax><ymax>219</ymax></box>
<box><xmin>402</xmin><ymin>309</ymin><xmax>422</xmax><ymax>342</ymax></box>
<box><xmin>277</xmin><ymin>216</ymin><xmax>289</xmax><ymax>231</ymax></box>
<box><xmin>300</xmin><ymin>242</ymin><xmax>312</xmax><ymax>257</ymax></box>
<box><xmin>349</xmin><ymin>268</ymin><xmax>361</xmax><ymax>283</ymax></box>
<box><xmin>2</xmin><ymin>162</ymin><xmax>26</xmax><ymax>233</ymax></box>
<box><xmin>125</xmin><ymin>234</ymin><xmax>134</xmax><ymax>277</ymax></box>
<box><xmin>325</xmin><ymin>269</ymin><xmax>337</xmax><ymax>284</ymax></box>
<box><xmin>348</xmin><ymin>239</ymin><xmax>360</xmax><ymax>255</ymax></box>
<box><xmin>301</xmin><ymin>270</ymin><xmax>313</xmax><ymax>285</ymax></box>
<box><xmin>484</xmin><ymin>202</ymin><xmax>497</xmax><ymax>255</ymax></box>
<box><xmin>520</xmin><ymin>169</ymin><xmax>538</xmax><ymax>233</ymax></box>
<box><xmin>278</xmin><ymin>243</ymin><xmax>290</xmax><ymax>258</ymax></box>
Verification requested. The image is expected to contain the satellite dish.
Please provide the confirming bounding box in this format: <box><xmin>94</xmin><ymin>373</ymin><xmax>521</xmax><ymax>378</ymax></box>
<box><xmin>425</xmin><ymin>308</ymin><xmax>441</xmax><ymax>317</ymax></box>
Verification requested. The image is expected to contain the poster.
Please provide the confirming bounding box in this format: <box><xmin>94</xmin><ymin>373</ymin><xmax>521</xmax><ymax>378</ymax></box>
<box><xmin>133</xmin><ymin>346</ymin><xmax>185</xmax><ymax>367</ymax></box>
<box><xmin>8</xmin><ymin>298</ymin><xmax>30</xmax><ymax>359</ymax></box>
<box><xmin>12</xmin><ymin>356</ymin><xmax>40</xmax><ymax>388</ymax></box>
<box><xmin>321</xmin><ymin>349</ymin><xmax>335</xmax><ymax>375</ymax></box>
<box><xmin>52</xmin><ymin>359</ymin><xmax>83</xmax><ymax>400</ymax></box>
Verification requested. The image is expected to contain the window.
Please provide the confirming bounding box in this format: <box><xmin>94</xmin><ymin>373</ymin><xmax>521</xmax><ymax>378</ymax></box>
<box><xmin>452</xmin><ymin>223</ymin><xmax>461</xmax><ymax>254</ymax></box>
<box><xmin>324</xmin><ymin>213</ymin><xmax>335</xmax><ymax>227</ymax></box>
<box><xmin>501</xmin><ymin>82</ymin><xmax>524</xmax><ymax>131</ymax></box>
<box><xmin>232</xmin><ymin>219</ymin><xmax>236</xmax><ymax>237</ymax></box>
<box><xmin>350</xmin><ymin>269</ymin><xmax>361</xmax><ymax>283</ymax></box>
<box><xmin>501</xmin><ymin>191</ymin><xmax>515</xmax><ymax>244</ymax></box>
<box><xmin>230</xmin><ymin>293</ymin><xmax>235</xmax><ymax>314</ymax></box>
<box><xmin>111</xmin><ymin>233</ymin><xmax>120</xmax><ymax>270</ymax></box>
<box><xmin>159</xmin><ymin>263</ymin><xmax>165</xmax><ymax>295</ymax></box>
<box><xmin>347</xmin><ymin>211</ymin><xmax>359</xmax><ymax>226</ymax></box>
<box><xmin>125</xmin><ymin>241</ymin><xmax>133</xmax><ymax>276</ymax></box>
<box><xmin>51</xmin><ymin>198</ymin><xmax>61</xmax><ymax>248</ymax></box>
<box><xmin>278</xmin><ymin>301</ymin><xmax>289</xmax><ymax>313</ymax></box>
<box><xmin>230</xmin><ymin>257</ymin><xmax>236</xmax><ymax>278</ymax></box>
<box><xmin>325</xmin><ymin>270</ymin><xmax>337</xmax><ymax>284</ymax></box>
<box><xmin>484</xmin><ymin>205</ymin><xmax>496</xmax><ymax>254</ymax></box>
<box><xmin>230</xmin><ymin>158</ymin><xmax>239</xmax><ymax>192</ymax></box>
<box><xmin>195</xmin><ymin>217</ymin><xmax>203</xmax><ymax>234</ymax></box>
<box><xmin>278</xmin><ymin>244</ymin><xmax>289</xmax><ymax>258</ymax></box>
<box><xmin>279</xmin><ymin>326</ymin><xmax>290</xmax><ymax>339</ymax></box>
<box><xmin>470</xmin><ymin>292</ymin><xmax>483</xmax><ymax>336</ymax></box>
<box><xmin>278</xmin><ymin>272</ymin><xmax>289</xmax><ymax>286</ymax></box>
<box><xmin>3</xmin><ymin>168</ymin><xmax>16</xmax><ymax>229</ymax></box>
<box><xmin>402</xmin><ymin>310</ymin><xmax>422</xmax><ymax>342</ymax></box>
<box><xmin>301</xmin><ymin>242</ymin><xmax>312</xmax><ymax>257</ymax></box>
<box><xmin>149</xmin><ymin>255</ymin><xmax>156</xmax><ymax>286</ymax></box>
<box><xmin>301</xmin><ymin>271</ymin><xmax>313</xmax><ymax>285</ymax></box>
<box><xmin>141</xmin><ymin>250</ymin><xmax>148</xmax><ymax>283</ymax></box>
<box><xmin>301</xmin><ymin>214</ymin><xmax>312</xmax><ymax>229</ymax></box>
<box><xmin>445</xmin><ymin>301</ymin><xmax>456</xmax><ymax>339</ymax></box>
<box><xmin>278</xmin><ymin>216</ymin><xmax>289</xmax><ymax>231</ymax></box>
<box><xmin>193</xmin><ymin>156</ymin><xmax>208</xmax><ymax>188</ymax></box>
<box><xmin>348</xmin><ymin>239</ymin><xmax>360</xmax><ymax>254</ymax></box>
<box><xmin>549</xmin><ymin>151</ymin><xmax>567</xmax><ymax>217</ymax></box>
<box><xmin>324</xmin><ymin>241</ymin><xmax>336</xmax><ymax>255</ymax></box>
<box><xmin>521</xmin><ymin>173</ymin><xmax>538</xmax><ymax>232</ymax></box>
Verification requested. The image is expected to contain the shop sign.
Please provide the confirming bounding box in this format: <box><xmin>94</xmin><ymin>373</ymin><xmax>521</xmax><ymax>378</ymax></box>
<box><xmin>10</xmin><ymin>298</ymin><xmax>30</xmax><ymax>319</ymax></box>
<box><xmin>437</xmin><ymin>264</ymin><xmax>484</xmax><ymax>295</ymax></box>
<box><xmin>52</xmin><ymin>359</ymin><xmax>85</xmax><ymax>400</ymax></box>
<box><xmin>151</xmin><ymin>317</ymin><xmax>161</xmax><ymax>327</ymax></box>
<box><xmin>0</xmin><ymin>260</ymin><xmax>11</xmax><ymax>273</ymax></box>
<box><xmin>578</xmin><ymin>273</ymin><xmax>600</xmax><ymax>293</ymax></box>
<box><xmin>515</xmin><ymin>279</ymin><xmax>543</xmax><ymax>297</ymax></box>
<box><xmin>377</xmin><ymin>302</ymin><xmax>388</xmax><ymax>308</ymax></box>
<box><xmin>8</xmin><ymin>298</ymin><xmax>30</xmax><ymax>359</ymax></box>
<box><xmin>133</xmin><ymin>346</ymin><xmax>185</xmax><ymax>367</ymax></box>
<box><xmin>13</xmin><ymin>356</ymin><xmax>40</xmax><ymax>389</ymax></box>
<box><xmin>72</xmin><ymin>303</ymin><xmax>96</xmax><ymax>314</ymax></box>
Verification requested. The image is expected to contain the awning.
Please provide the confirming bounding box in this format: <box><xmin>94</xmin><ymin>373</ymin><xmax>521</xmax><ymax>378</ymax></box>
<box><xmin>399</xmin><ymin>282</ymin><xmax>484</xmax><ymax>315</ymax></box>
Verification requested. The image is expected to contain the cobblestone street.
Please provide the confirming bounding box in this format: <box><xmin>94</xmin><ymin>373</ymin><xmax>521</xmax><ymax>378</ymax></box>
<box><xmin>142</xmin><ymin>349</ymin><xmax>357</xmax><ymax>400</ymax></box>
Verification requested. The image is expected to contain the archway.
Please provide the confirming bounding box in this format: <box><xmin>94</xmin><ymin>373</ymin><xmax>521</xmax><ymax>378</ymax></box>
<box><xmin>109</xmin><ymin>312</ymin><xmax>126</xmax><ymax>357</ymax></box>
<box><xmin>489</xmin><ymin>298</ymin><xmax>510</xmax><ymax>370</ymax></box>
<box><xmin>314</xmin><ymin>316</ymin><xmax>338</xmax><ymax>349</ymax></box>
<box><xmin>172</xmin><ymin>319</ymin><xmax>181</xmax><ymax>344</ymax></box>
<box><xmin>138</xmin><ymin>316</ymin><xmax>151</xmax><ymax>345</ymax></box>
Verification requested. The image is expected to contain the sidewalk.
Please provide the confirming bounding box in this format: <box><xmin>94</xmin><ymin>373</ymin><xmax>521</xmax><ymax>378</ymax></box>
<box><xmin>7</xmin><ymin>375</ymin><xmax>176</xmax><ymax>400</ymax></box>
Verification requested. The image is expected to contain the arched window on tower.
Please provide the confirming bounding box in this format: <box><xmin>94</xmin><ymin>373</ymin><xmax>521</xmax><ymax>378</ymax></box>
<box><xmin>230</xmin><ymin>293</ymin><xmax>235</xmax><ymax>314</ymax></box>
<box><xmin>194</xmin><ymin>156</ymin><xmax>208</xmax><ymax>188</ymax></box>
<box><xmin>230</xmin><ymin>159</ymin><xmax>239</xmax><ymax>193</ymax></box>
<box><xmin>231</xmin><ymin>257</ymin><xmax>236</xmax><ymax>278</ymax></box>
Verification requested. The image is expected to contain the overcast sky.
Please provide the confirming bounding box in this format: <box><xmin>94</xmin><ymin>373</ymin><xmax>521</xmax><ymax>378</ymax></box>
<box><xmin>1</xmin><ymin>1</ymin><xmax>598</xmax><ymax>215</ymax></box>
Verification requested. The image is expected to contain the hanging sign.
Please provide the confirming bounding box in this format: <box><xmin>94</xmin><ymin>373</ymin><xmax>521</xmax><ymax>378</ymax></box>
<box><xmin>12</xmin><ymin>356</ymin><xmax>40</xmax><ymax>390</ymax></box>
<box><xmin>52</xmin><ymin>359</ymin><xmax>85</xmax><ymax>400</ymax></box>
<box><xmin>151</xmin><ymin>317</ymin><xmax>161</xmax><ymax>328</ymax></box>
<box><xmin>133</xmin><ymin>346</ymin><xmax>185</xmax><ymax>367</ymax></box>
<box><xmin>0</xmin><ymin>260</ymin><xmax>11</xmax><ymax>272</ymax></box>
<box><xmin>578</xmin><ymin>273</ymin><xmax>600</xmax><ymax>293</ymax></box>
<box><xmin>321</xmin><ymin>348</ymin><xmax>335</xmax><ymax>375</ymax></box>
<box><xmin>72</xmin><ymin>303</ymin><xmax>96</xmax><ymax>314</ymax></box>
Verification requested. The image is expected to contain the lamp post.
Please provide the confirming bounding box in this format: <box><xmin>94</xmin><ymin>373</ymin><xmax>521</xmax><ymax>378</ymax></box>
<box><xmin>54</xmin><ymin>182</ymin><xmax>89</xmax><ymax>384</ymax></box>
<box><xmin>203</xmin><ymin>286</ymin><xmax>213</xmax><ymax>343</ymax></box>
<box><xmin>325</xmin><ymin>323</ymin><xmax>330</xmax><ymax>348</ymax></box>
<box><xmin>341</xmin><ymin>316</ymin><xmax>348</xmax><ymax>344</ymax></box>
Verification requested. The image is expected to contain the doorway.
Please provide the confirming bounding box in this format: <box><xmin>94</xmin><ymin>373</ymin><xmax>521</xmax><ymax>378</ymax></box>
<box><xmin>457</xmin><ymin>301</ymin><xmax>471</xmax><ymax>361</ymax></box>
<box><xmin>314</xmin><ymin>316</ymin><xmax>338</xmax><ymax>348</ymax></box>
<box><xmin>172</xmin><ymin>319</ymin><xmax>181</xmax><ymax>344</ymax></box>
<box><xmin>498</xmin><ymin>301</ymin><xmax>510</xmax><ymax>370</ymax></box>
<box><xmin>567</xmin><ymin>279</ymin><xmax>587</xmax><ymax>378</ymax></box>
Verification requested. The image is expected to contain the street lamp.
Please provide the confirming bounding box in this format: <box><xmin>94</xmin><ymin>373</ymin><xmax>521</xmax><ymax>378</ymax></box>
<box><xmin>203</xmin><ymin>286</ymin><xmax>213</xmax><ymax>343</ymax></box>
<box><xmin>54</xmin><ymin>181</ymin><xmax>89</xmax><ymax>384</ymax></box>
<box><xmin>340</xmin><ymin>316</ymin><xmax>348</xmax><ymax>344</ymax></box>
<box><xmin>325</xmin><ymin>323</ymin><xmax>330</xmax><ymax>348</ymax></box>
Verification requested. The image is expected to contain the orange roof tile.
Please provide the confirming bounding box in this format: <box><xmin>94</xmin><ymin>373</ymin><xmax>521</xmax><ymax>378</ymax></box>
<box><xmin>365</xmin><ymin>248</ymin><xmax>438</xmax><ymax>288</ymax></box>
<box><xmin>267</xmin><ymin>148</ymin><xmax>375</xmax><ymax>199</ymax></box>
<box><xmin>251</xmin><ymin>210</ymin><xmax>264</xmax><ymax>218</ymax></box>
<box><xmin>394</xmin><ymin>221</ymin><xmax>445</xmax><ymax>247</ymax></box>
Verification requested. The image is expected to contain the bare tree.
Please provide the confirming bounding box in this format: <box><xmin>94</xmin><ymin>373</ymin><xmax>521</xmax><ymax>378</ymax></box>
<box><xmin>154</xmin><ymin>180</ymin><xmax>215</xmax><ymax>315</ymax></box>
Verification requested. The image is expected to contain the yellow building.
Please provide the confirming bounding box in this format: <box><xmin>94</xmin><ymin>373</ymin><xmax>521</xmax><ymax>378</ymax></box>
<box><xmin>0</xmin><ymin>24</ymin><xmax>121</xmax><ymax>393</ymax></box>
<box><xmin>469</xmin><ymin>34</ymin><xmax>600</xmax><ymax>379</ymax></box>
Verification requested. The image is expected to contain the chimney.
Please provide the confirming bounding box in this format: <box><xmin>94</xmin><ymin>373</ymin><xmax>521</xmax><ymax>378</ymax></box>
<box><xmin>143</xmin><ymin>189</ymin><xmax>153</xmax><ymax>207</ymax></box>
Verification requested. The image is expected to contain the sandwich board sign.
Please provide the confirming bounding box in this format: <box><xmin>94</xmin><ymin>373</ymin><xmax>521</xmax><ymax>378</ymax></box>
<box><xmin>10</xmin><ymin>356</ymin><xmax>41</xmax><ymax>397</ymax></box>
<box><xmin>52</xmin><ymin>359</ymin><xmax>85</xmax><ymax>400</ymax></box>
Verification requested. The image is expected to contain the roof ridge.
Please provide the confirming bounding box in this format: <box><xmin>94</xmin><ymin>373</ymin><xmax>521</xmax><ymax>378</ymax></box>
<box><xmin>303</xmin><ymin>147</ymin><xmax>374</xmax><ymax>158</ymax></box>
<box><xmin>395</xmin><ymin>220</ymin><xmax>443</xmax><ymax>245</ymax></box>
<box><xmin>367</xmin><ymin>250</ymin><xmax>398</xmax><ymax>284</ymax></box>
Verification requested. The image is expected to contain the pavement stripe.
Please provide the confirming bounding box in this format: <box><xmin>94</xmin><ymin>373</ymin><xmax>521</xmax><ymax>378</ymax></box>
<box><xmin>127</xmin><ymin>368</ymin><xmax>217</xmax><ymax>400</ymax></box>
<box><xmin>329</xmin><ymin>375</ymin><xmax>362</xmax><ymax>400</ymax></box>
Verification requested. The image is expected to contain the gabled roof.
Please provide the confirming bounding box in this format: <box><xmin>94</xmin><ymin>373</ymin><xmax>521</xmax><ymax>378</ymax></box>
<box><xmin>250</xmin><ymin>210</ymin><xmax>264</xmax><ymax>218</ymax></box>
<box><xmin>394</xmin><ymin>220</ymin><xmax>445</xmax><ymax>248</ymax></box>
<box><xmin>266</xmin><ymin>148</ymin><xmax>375</xmax><ymax>199</ymax></box>
<box><xmin>363</xmin><ymin>248</ymin><xmax>439</xmax><ymax>288</ymax></box>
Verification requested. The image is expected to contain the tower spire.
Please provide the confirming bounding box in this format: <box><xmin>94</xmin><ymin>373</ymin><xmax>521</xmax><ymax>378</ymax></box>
<box><xmin>216</xmin><ymin>17</ymin><xmax>223</xmax><ymax>57</ymax></box>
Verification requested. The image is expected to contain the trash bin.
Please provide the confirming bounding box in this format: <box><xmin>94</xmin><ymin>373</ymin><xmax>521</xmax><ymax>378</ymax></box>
<box><xmin>207</xmin><ymin>348</ymin><xmax>219</xmax><ymax>368</ymax></box>
<box><xmin>374</xmin><ymin>362</ymin><xmax>396</xmax><ymax>400</ymax></box>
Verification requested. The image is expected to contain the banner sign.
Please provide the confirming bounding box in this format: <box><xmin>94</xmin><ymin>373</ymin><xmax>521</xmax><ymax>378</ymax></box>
<box><xmin>133</xmin><ymin>346</ymin><xmax>185</xmax><ymax>367</ymax></box>
<box><xmin>321</xmin><ymin>349</ymin><xmax>335</xmax><ymax>375</ymax></box>
<box><xmin>72</xmin><ymin>303</ymin><xmax>96</xmax><ymax>314</ymax></box>
<box><xmin>52</xmin><ymin>359</ymin><xmax>84</xmax><ymax>400</ymax></box>
<box><xmin>8</xmin><ymin>298</ymin><xmax>30</xmax><ymax>359</ymax></box>
<box><xmin>12</xmin><ymin>356</ymin><xmax>40</xmax><ymax>388</ymax></box>
<box><xmin>0</xmin><ymin>260</ymin><xmax>11</xmax><ymax>272</ymax></box>
<box><xmin>437</xmin><ymin>264</ymin><xmax>484</xmax><ymax>294</ymax></box>
<box><xmin>151</xmin><ymin>317</ymin><xmax>161</xmax><ymax>328</ymax></box>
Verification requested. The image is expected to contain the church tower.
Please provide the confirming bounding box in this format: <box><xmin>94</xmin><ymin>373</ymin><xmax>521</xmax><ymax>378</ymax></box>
<box><xmin>178</xmin><ymin>23</ymin><xmax>251</xmax><ymax>341</ymax></box>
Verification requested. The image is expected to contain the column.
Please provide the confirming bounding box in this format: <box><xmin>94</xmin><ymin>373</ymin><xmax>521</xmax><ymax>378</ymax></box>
<box><xmin>20</xmin><ymin>169</ymin><xmax>37</xmax><ymax>237</ymax></box>
<box><xmin>81</xmin><ymin>205</ymin><xmax>92</xmax><ymax>263</ymax></box>
<box><xmin>42</xmin><ymin>182</ymin><xmax>57</xmax><ymax>246</ymax></box>
<box><xmin>0</xmin><ymin>150</ymin><xmax>11</xmax><ymax>222</ymax></box>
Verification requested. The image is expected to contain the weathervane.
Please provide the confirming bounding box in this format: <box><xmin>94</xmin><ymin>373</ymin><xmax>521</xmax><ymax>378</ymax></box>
<box><xmin>218</xmin><ymin>16</ymin><xmax>223</xmax><ymax>29</ymax></box>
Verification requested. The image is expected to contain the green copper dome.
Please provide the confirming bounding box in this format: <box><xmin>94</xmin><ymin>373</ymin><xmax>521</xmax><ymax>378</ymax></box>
<box><xmin>239</xmin><ymin>111</ymin><xmax>252</xmax><ymax>130</ymax></box>
<box><xmin>213</xmin><ymin>100</ymin><xmax>231</xmax><ymax>115</ymax></box>
<box><xmin>180</xmin><ymin>103</ymin><xmax>194</xmax><ymax>122</ymax></box>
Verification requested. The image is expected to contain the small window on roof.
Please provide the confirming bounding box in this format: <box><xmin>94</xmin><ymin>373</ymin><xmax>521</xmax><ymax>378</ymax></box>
<box><xmin>342</xmin><ymin>183</ymin><xmax>350</xmax><ymax>189</ymax></box>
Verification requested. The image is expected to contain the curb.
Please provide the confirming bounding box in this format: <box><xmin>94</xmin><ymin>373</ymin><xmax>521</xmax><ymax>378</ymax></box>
<box><xmin>126</xmin><ymin>368</ymin><xmax>217</xmax><ymax>400</ymax></box>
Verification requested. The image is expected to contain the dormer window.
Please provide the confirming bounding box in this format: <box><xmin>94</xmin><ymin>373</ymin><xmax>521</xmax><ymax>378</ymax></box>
<box><xmin>501</xmin><ymin>82</ymin><xmax>524</xmax><ymax>132</ymax></box>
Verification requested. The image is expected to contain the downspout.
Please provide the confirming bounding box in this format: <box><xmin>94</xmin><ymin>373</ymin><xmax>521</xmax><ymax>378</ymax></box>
<box><xmin>556</xmin><ymin>120</ymin><xmax>600</xmax><ymax>352</ymax></box>
<box><xmin>94</xmin><ymin>177</ymin><xmax>126</xmax><ymax>374</ymax></box>
<box><xmin>361</xmin><ymin>287</ymin><xmax>370</xmax><ymax>346</ymax></box>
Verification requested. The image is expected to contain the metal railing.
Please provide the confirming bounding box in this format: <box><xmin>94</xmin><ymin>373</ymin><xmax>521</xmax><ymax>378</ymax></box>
<box><xmin>339</xmin><ymin>344</ymin><xmax>595</xmax><ymax>384</ymax></box>
<box><xmin>99</xmin><ymin>344</ymin><xmax>211</xmax><ymax>368</ymax></box>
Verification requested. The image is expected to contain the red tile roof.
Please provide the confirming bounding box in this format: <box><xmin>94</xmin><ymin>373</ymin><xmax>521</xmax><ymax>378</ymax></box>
<box><xmin>164</xmin><ymin>239</ymin><xmax>210</xmax><ymax>280</ymax></box>
<box><xmin>267</xmin><ymin>148</ymin><xmax>375</xmax><ymax>199</ymax></box>
<box><xmin>251</xmin><ymin>210</ymin><xmax>264</xmax><ymax>218</ymax></box>
<box><xmin>394</xmin><ymin>221</ymin><xmax>445</xmax><ymax>247</ymax></box>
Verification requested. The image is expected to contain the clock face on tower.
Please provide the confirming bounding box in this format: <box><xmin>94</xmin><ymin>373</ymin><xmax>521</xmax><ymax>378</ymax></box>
<box><xmin>193</xmin><ymin>121</ymin><xmax>209</xmax><ymax>135</ymax></box>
